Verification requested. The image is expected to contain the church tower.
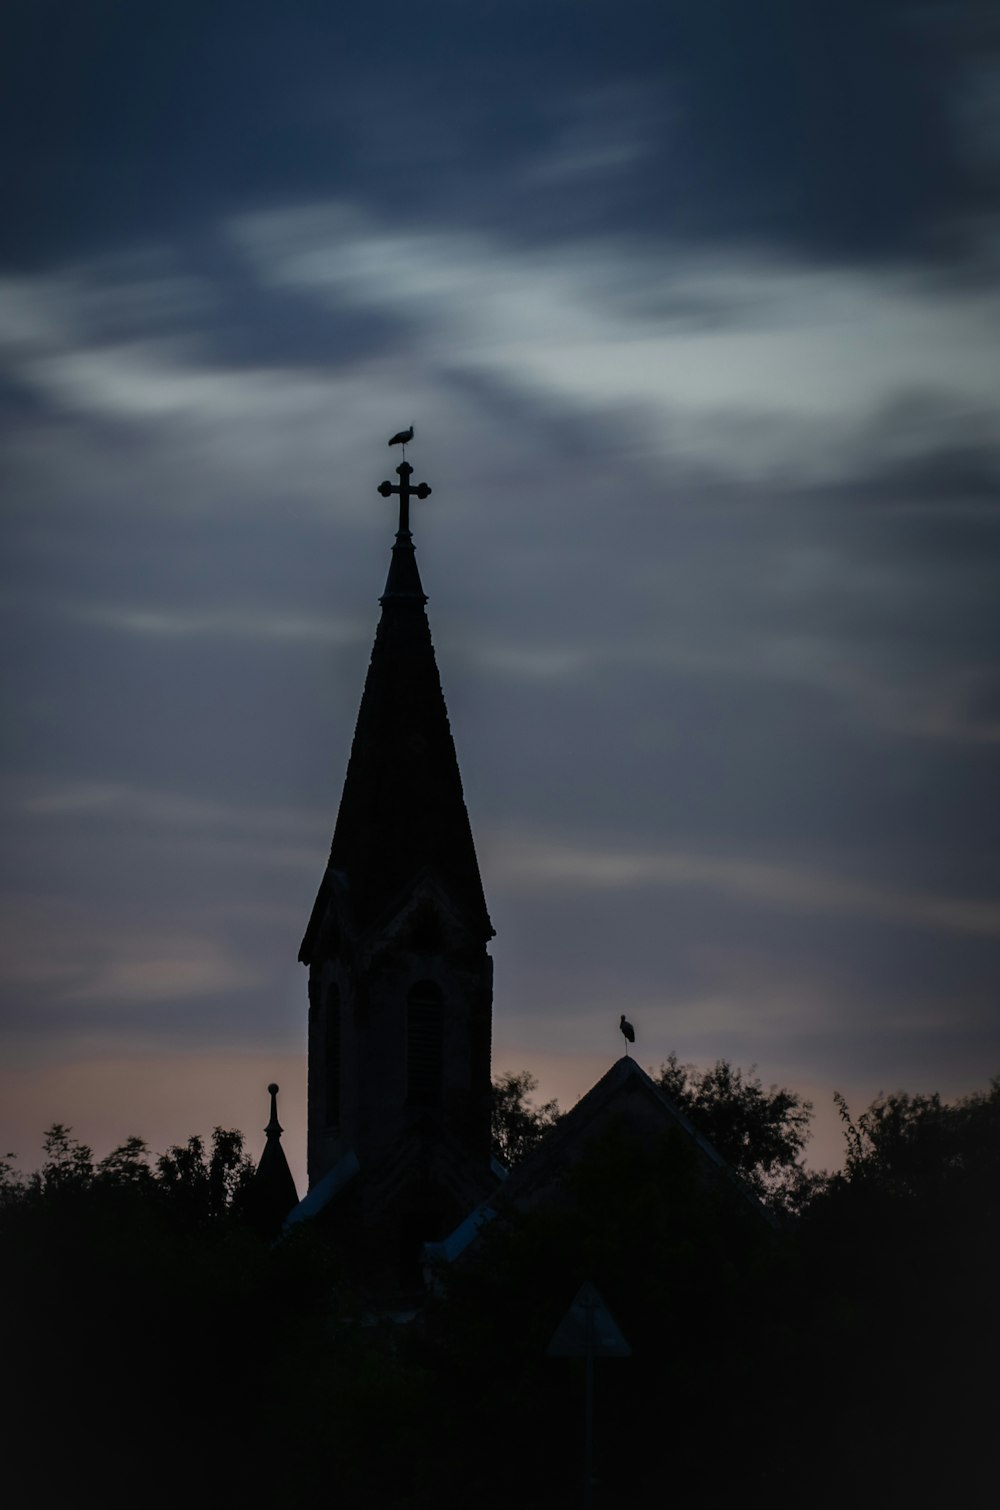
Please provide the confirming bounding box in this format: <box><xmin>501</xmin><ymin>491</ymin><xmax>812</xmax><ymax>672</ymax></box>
<box><xmin>299</xmin><ymin>457</ymin><xmax>496</xmax><ymax>1288</ymax></box>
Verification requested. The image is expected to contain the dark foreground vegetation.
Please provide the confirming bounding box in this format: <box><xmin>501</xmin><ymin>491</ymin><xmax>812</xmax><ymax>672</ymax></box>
<box><xmin>2</xmin><ymin>1067</ymin><xmax>997</xmax><ymax>1510</ymax></box>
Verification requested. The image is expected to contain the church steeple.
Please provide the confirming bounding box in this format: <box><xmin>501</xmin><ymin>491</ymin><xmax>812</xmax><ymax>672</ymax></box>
<box><xmin>299</xmin><ymin>453</ymin><xmax>496</xmax><ymax>1293</ymax></box>
<box><xmin>300</xmin><ymin>463</ymin><xmax>492</xmax><ymax>954</ymax></box>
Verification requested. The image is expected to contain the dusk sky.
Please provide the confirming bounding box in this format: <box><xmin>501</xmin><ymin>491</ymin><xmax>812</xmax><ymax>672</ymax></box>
<box><xmin>2</xmin><ymin>1</ymin><xmax>998</xmax><ymax>1188</ymax></box>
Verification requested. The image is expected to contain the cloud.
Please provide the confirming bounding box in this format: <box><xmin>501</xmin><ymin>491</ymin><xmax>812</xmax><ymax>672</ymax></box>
<box><xmin>490</xmin><ymin>830</ymin><xmax>1000</xmax><ymax>941</ymax></box>
<box><xmin>6</xmin><ymin>217</ymin><xmax>999</xmax><ymax>542</ymax></box>
<box><xmin>49</xmin><ymin>601</ymin><xmax>367</xmax><ymax>646</ymax></box>
<box><xmin>1</xmin><ymin>779</ymin><xmax>327</xmax><ymax>899</ymax></box>
<box><xmin>0</xmin><ymin>779</ymin><xmax>321</xmax><ymax>1052</ymax></box>
<box><xmin>0</xmin><ymin>893</ymin><xmax>259</xmax><ymax>1011</ymax></box>
<box><xmin>231</xmin><ymin>201</ymin><xmax>1000</xmax><ymax>481</ymax></box>
<box><xmin>2</xmin><ymin>2</ymin><xmax>992</xmax><ymax>268</ymax></box>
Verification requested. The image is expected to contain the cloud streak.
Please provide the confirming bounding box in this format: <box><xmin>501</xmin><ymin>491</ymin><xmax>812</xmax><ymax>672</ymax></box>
<box><xmin>233</xmin><ymin>202</ymin><xmax>1000</xmax><ymax>478</ymax></box>
<box><xmin>492</xmin><ymin>832</ymin><xmax>1000</xmax><ymax>941</ymax></box>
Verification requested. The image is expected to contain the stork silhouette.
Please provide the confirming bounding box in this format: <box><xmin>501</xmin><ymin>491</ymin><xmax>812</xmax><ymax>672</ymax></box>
<box><xmin>620</xmin><ymin>1014</ymin><xmax>635</xmax><ymax>1055</ymax></box>
<box><xmin>388</xmin><ymin>425</ymin><xmax>414</xmax><ymax>450</ymax></box>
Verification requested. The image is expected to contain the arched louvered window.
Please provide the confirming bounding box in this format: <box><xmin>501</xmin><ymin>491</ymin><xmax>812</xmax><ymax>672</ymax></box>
<box><xmin>407</xmin><ymin>981</ymin><xmax>444</xmax><ymax>1107</ymax></box>
<box><xmin>324</xmin><ymin>982</ymin><xmax>341</xmax><ymax>1126</ymax></box>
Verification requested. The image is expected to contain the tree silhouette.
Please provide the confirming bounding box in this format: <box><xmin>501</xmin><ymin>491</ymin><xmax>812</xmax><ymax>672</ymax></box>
<box><xmin>490</xmin><ymin>1069</ymin><xmax>561</xmax><ymax>1168</ymax></box>
<box><xmin>155</xmin><ymin>1126</ymin><xmax>255</xmax><ymax>1220</ymax></box>
<box><xmin>834</xmin><ymin>1079</ymin><xmax>1000</xmax><ymax>1199</ymax></box>
<box><xmin>36</xmin><ymin>1121</ymin><xmax>95</xmax><ymax>1192</ymax></box>
<box><xmin>656</xmin><ymin>1051</ymin><xmax>814</xmax><ymax>1207</ymax></box>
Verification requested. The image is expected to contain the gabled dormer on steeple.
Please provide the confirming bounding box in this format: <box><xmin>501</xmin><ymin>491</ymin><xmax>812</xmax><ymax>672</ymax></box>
<box><xmin>299</xmin><ymin>458</ymin><xmax>495</xmax><ymax>1291</ymax></box>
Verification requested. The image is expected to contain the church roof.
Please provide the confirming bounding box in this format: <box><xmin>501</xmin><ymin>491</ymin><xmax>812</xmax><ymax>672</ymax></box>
<box><xmin>285</xmin><ymin>1148</ymin><xmax>360</xmax><ymax>1229</ymax></box>
<box><xmin>424</xmin><ymin>1056</ymin><xmax>776</xmax><ymax>1271</ymax></box>
<box><xmin>300</xmin><ymin>519</ymin><xmax>493</xmax><ymax>957</ymax></box>
<box><xmin>495</xmin><ymin>1055</ymin><xmax>777</xmax><ymax>1221</ymax></box>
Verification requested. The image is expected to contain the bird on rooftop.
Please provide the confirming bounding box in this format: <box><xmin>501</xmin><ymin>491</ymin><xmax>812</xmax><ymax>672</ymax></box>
<box><xmin>388</xmin><ymin>425</ymin><xmax>414</xmax><ymax>447</ymax></box>
<box><xmin>620</xmin><ymin>1014</ymin><xmax>635</xmax><ymax>1054</ymax></box>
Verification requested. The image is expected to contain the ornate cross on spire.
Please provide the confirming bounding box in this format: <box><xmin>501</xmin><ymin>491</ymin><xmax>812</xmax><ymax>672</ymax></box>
<box><xmin>377</xmin><ymin>462</ymin><xmax>432</xmax><ymax>534</ymax></box>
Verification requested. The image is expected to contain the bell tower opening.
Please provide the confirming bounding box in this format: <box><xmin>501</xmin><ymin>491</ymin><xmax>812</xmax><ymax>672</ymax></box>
<box><xmin>407</xmin><ymin>980</ymin><xmax>444</xmax><ymax>1108</ymax></box>
<box><xmin>324</xmin><ymin>982</ymin><xmax>341</xmax><ymax>1127</ymax></box>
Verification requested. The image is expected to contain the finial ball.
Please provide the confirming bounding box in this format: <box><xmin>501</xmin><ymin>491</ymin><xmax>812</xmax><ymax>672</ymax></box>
<box><xmin>268</xmin><ymin>1082</ymin><xmax>279</xmax><ymax>1095</ymax></box>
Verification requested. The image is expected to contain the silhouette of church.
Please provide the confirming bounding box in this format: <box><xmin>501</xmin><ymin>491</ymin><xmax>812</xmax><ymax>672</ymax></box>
<box><xmin>251</xmin><ymin>451</ymin><xmax>771</xmax><ymax>1290</ymax></box>
<box><xmin>292</xmin><ymin>459</ymin><xmax>498</xmax><ymax>1291</ymax></box>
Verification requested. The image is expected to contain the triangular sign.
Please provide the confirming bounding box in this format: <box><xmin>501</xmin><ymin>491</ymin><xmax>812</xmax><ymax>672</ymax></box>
<box><xmin>546</xmin><ymin>1281</ymin><xmax>632</xmax><ymax>1358</ymax></box>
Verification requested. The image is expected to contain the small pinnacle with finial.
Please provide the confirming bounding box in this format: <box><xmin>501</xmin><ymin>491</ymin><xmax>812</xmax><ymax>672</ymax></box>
<box><xmin>265</xmin><ymin>1082</ymin><xmax>283</xmax><ymax>1139</ymax></box>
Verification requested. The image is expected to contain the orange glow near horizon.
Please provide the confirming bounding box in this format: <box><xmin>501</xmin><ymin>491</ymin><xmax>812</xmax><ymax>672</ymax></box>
<box><xmin>2</xmin><ymin>1038</ymin><xmax>912</xmax><ymax>1201</ymax></box>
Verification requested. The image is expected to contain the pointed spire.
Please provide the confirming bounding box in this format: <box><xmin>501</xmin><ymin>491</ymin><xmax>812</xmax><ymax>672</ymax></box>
<box><xmin>247</xmin><ymin>1082</ymin><xmax>298</xmax><ymax>1238</ymax></box>
<box><xmin>300</xmin><ymin>465</ymin><xmax>493</xmax><ymax>954</ymax></box>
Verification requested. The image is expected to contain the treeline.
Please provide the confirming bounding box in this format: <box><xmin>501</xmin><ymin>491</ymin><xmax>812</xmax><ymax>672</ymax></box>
<box><xmin>1</xmin><ymin>1122</ymin><xmax>256</xmax><ymax>1215</ymax></box>
<box><xmin>2</xmin><ymin>1069</ymin><xmax>997</xmax><ymax>1509</ymax></box>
